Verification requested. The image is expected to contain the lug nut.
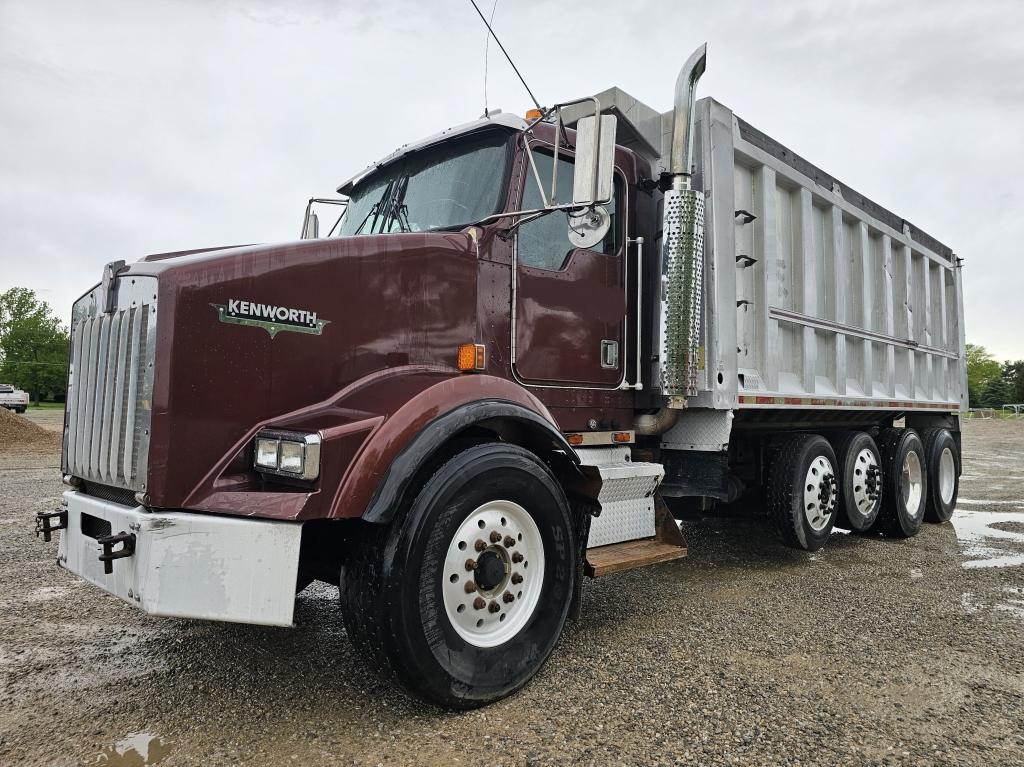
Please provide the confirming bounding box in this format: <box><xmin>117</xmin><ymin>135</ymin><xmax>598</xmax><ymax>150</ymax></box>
<box><xmin>503</xmin><ymin>535</ymin><xmax>515</xmax><ymax>547</ymax></box>
<box><xmin>474</xmin><ymin>539</ymin><xmax>487</xmax><ymax>552</ymax></box>
<box><xmin>488</xmin><ymin>600</ymin><xmax>501</xmax><ymax>613</ymax></box>
<box><xmin>464</xmin><ymin>580</ymin><xmax>477</xmax><ymax>594</ymax></box>
<box><xmin>465</xmin><ymin>558</ymin><xmax>477</xmax><ymax>571</ymax></box>
<box><xmin>512</xmin><ymin>552</ymin><xmax>524</xmax><ymax>563</ymax></box>
<box><xmin>502</xmin><ymin>591</ymin><xmax>515</xmax><ymax>604</ymax></box>
<box><xmin>511</xmin><ymin>573</ymin><xmax>523</xmax><ymax>584</ymax></box>
<box><xmin>489</xmin><ymin>530</ymin><xmax>502</xmax><ymax>543</ymax></box>
<box><xmin>473</xmin><ymin>597</ymin><xmax>486</xmax><ymax>610</ymax></box>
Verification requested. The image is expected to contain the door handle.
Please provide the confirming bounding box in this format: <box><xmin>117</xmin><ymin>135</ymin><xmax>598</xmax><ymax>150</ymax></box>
<box><xmin>600</xmin><ymin>340</ymin><xmax>619</xmax><ymax>369</ymax></box>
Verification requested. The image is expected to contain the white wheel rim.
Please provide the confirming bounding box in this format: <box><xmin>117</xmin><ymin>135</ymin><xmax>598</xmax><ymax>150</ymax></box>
<box><xmin>901</xmin><ymin>449</ymin><xmax>924</xmax><ymax>517</ymax></box>
<box><xmin>441</xmin><ymin>499</ymin><xmax>545</xmax><ymax>648</ymax></box>
<box><xmin>850</xmin><ymin>447</ymin><xmax>881</xmax><ymax>519</ymax></box>
<box><xmin>938</xmin><ymin>447</ymin><xmax>956</xmax><ymax>505</ymax></box>
<box><xmin>802</xmin><ymin>455</ymin><xmax>838</xmax><ymax>532</ymax></box>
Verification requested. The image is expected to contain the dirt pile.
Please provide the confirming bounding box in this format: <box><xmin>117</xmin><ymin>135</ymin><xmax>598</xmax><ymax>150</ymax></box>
<box><xmin>0</xmin><ymin>407</ymin><xmax>62</xmax><ymax>452</ymax></box>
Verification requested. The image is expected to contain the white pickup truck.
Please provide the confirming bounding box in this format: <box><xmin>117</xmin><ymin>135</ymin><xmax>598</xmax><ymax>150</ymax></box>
<box><xmin>0</xmin><ymin>384</ymin><xmax>29</xmax><ymax>413</ymax></box>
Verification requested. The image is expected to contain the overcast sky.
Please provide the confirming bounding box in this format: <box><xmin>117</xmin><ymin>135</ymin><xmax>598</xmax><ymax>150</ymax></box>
<box><xmin>1</xmin><ymin>0</ymin><xmax>1022</xmax><ymax>360</ymax></box>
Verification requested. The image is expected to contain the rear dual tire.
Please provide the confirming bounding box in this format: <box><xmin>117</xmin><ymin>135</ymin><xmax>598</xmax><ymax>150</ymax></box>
<box><xmin>874</xmin><ymin>428</ymin><xmax>928</xmax><ymax>538</ymax></box>
<box><xmin>829</xmin><ymin>431</ymin><xmax>883</xmax><ymax>532</ymax></box>
<box><xmin>921</xmin><ymin>428</ymin><xmax>959</xmax><ymax>523</ymax></box>
<box><xmin>765</xmin><ymin>434</ymin><xmax>839</xmax><ymax>551</ymax></box>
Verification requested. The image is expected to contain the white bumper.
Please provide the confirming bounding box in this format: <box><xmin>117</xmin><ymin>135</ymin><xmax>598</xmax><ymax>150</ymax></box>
<box><xmin>57</xmin><ymin>490</ymin><xmax>302</xmax><ymax>627</ymax></box>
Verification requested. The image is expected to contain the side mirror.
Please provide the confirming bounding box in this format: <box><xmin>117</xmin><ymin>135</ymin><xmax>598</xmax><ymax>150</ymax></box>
<box><xmin>567</xmin><ymin>113</ymin><xmax>616</xmax><ymax>248</ymax></box>
<box><xmin>571</xmin><ymin>114</ymin><xmax>616</xmax><ymax>206</ymax></box>
<box><xmin>301</xmin><ymin>209</ymin><xmax>319</xmax><ymax>239</ymax></box>
<box><xmin>513</xmin><ymin>101</ymin><xmax>617</xmax><ymax>248</ymax></box>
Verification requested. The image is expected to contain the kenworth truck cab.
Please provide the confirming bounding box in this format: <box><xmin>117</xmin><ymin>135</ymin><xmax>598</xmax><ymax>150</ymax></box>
<box><xmin>38</xmin><ymin>45</ymin><xmax>966</xmax><ymax>708</ymax></box>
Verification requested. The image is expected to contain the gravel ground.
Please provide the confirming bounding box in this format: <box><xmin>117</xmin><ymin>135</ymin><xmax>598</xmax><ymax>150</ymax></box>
<box><xmin>20</xmin><ymin>408</ymin><xmax>66</xmax><ymax>434</ymax></box>
<box><xmin>1</xmin><ymin>417</ymin><xmax>1023</xmax><ymax>766</ymax></box>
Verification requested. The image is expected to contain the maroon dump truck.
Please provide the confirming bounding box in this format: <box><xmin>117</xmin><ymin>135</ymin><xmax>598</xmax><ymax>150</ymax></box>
<box><xmin>39</xmin><ymin>45</ymin><xmax>966</xmax><ymax>708</ymax></box>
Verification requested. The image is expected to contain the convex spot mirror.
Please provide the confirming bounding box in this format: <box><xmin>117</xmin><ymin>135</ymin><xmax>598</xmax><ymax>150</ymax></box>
<box><xmin>567</xmin><ymin>205</ymin><xmax>611</xmax><ymax>249</ymax></box>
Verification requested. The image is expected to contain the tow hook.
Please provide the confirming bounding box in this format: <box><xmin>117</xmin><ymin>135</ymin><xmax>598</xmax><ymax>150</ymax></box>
<box><xmin>96</xmin><ymin>532</ymin><xmax>136</xmax><ymax>575</ymax></box>
<box><xmin>35</xmin><ymin>509</ymin><xmax>68</xmax><ymax>542</ymax></box>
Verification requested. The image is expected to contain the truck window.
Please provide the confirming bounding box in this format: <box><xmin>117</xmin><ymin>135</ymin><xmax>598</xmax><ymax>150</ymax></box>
<box><xmin>338</xmin><ymin>131</ymin><xmax>511</xmax><ymax>236</ymax></box>
<box><xmin>517</xmin><ymin>149</ymin><xmax>620</xmax><ymax>271</ymax></box>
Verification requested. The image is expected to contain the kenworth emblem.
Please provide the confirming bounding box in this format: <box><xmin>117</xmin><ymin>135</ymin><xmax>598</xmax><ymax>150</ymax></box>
<box><xmin>210</xmin><ymin>299</ymin><xmax>330</xmax><ymax>338</ymax></box>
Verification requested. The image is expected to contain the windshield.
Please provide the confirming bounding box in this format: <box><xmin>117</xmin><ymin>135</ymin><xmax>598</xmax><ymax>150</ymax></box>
<box><xmin>338</xmin><ymin>131</ymin><xmax>511</xmax><ymax>236</ymax></box>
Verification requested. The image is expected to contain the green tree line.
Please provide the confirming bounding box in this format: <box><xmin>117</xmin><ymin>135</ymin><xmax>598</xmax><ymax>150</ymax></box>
<box><xmin>967</xmin><ymin>343</ymin><xmax>1024</xmax><ymax>409</ymax></box>
<box><xmin>0</xmin><ymin>287</ymin><xmax>70</xmax><ymax>404</ymax></box>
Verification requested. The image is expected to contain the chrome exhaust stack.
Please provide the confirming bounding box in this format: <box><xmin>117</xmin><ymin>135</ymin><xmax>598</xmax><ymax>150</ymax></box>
<box><xmin>669</xmin><ymin>44</ymin><xmax>707</xmax><ymax>180</ymax></box>
<box><xmin>660</xmin><ymin>43</ymin><xmax>707</xmax><ymax>403</ymax></box>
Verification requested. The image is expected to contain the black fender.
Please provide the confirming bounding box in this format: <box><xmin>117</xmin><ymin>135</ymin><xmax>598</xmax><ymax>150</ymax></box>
<box><xmin>362</xmin><ymin>399</ymin><xmax>579</xmax><ymax>524</ymax></box>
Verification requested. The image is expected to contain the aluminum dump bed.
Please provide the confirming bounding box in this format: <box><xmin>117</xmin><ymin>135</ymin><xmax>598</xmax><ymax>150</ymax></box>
<box><xmin>690</xmin><ymin>97</ymin><xmax>966</xmax><ymax>414</ymax></box>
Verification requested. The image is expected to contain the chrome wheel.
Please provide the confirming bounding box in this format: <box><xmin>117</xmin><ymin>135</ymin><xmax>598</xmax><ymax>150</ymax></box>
<box><xmin>802</xmin><ymin>455</ymin><xmax>838</xmax><ymax>532</ymax></box>
<box><xmin>441</xmin><ymin>499</ymin><xmax>544</xmax><ymax>648</ymax></box>
<box><xmin>938</xmin><ymin>446</ymin><xmax>956</xmax><ymax>505</ymax></box>
<box><xmin>901</xmin><ymin>449</ymin><xmax>924</xmax><ymax>517</ymax></box>
<box><xmin>851</xmin><ymin>447</ymin><xmax>882</xmax><ymax>517</ymax></box>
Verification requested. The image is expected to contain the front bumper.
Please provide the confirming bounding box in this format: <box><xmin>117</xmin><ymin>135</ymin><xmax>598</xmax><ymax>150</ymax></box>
<box><xmin>57</xmin><ymin>490</ymin><xmax>302</xmax><ymax>627</ymax></box>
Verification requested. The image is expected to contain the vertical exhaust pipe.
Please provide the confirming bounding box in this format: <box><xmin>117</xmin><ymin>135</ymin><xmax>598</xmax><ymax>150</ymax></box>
<box><xmin>669</xmin><ymin>44</ymin><xmax>708</xmax><ymax>180</ymax></box>
<box><xmin>660</xmin><ymin>43</ymin><xmax>707</xmax><ymax>403</ymax></box>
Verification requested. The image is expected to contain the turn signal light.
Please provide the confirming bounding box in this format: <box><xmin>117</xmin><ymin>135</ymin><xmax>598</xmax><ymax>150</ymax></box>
<box><xmin>612</xmin><ymin>432</ymin><xmax>632</xmax><ymax>443</ymax></box>
<box><xmin>525</xmin><ymin>108</ymin><xmax>543</xmax><ymax>120</ymax></box>
<box><xmin>457</xmin><ymin>343</ymin><xmax>486</xmax><ymax>372</ymax></box>
<box><xmin>566</xmin><ymin>434</ymin><xmax>584</xmax><ymax>446</ymax></box>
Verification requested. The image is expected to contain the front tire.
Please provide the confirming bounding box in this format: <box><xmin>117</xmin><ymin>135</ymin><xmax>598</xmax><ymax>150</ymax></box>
<box><xmin>874</xmin><ymin>428</ymin><xmax>928</xmax><ymax>537</ymax></box>
<box><xmin>765</xmin><ymin>434</ymin><xmax>839</xmax><ymax>551</ymax></box>
<box><xmin>339</xmin><ymin>443</ymin><xmax>576</xmax><ymax>709</ymax></box>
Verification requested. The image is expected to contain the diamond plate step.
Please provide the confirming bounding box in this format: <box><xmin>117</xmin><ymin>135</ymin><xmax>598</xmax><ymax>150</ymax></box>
<box><xmin>575</xmin><ymin>447</ymin><xmax>664</xmax><ymax>548</ymax></box>
<box><xmin>585</xmin><ymin>495</ymin><xmax>688</xmax><ymax>577</ymax></box>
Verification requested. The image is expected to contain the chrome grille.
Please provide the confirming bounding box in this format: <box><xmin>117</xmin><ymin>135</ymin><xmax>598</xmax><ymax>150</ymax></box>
<box><xmin>64</xmin><ymin>276</ymin><xmax>158</xmax><ymax>492</ymax></box>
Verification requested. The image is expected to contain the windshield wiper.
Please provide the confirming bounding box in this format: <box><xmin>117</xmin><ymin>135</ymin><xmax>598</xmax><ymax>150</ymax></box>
<box><xmin>354</xmin><ymin>179</ymin><xmax>395</xmax><ymax>235</ymax></box>
<box><xmin>387</xmin><ymin>176</ymin><xmax>412</xmax><ymax>233</ymax></box>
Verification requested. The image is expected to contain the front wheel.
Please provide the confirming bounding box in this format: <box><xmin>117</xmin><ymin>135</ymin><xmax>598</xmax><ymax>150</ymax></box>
<box><xmin>339</xmin><ymin>443</ymin><xmax>576</xmax><ymax>709</ymax></box>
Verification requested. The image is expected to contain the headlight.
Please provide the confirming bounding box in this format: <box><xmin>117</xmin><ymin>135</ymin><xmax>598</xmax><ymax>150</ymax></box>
<box><xmin>255</xmin><ymin>438</ymin><xmax>281</xmax><ymax>470</ymax></box>
<box><xmin>278</xmin><ymin>441</ymin><xmax>304</xmax><ymax>473</ymax></box>
<box><xmin>252</xmin><ymin>430</ymin><xmax>321</xmax><ymax>481</ymax></box>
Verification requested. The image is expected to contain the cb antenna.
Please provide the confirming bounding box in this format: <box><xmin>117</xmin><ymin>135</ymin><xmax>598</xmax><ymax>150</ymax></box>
<box><xmin>468</xmin><ymin>0</ymin><xmax>541</xmax><ymax>111</ymax></box>
<box><xmin>482</xmin><ymin>0</ymin><xmax>498</xmax><ymax>117</ymax></box>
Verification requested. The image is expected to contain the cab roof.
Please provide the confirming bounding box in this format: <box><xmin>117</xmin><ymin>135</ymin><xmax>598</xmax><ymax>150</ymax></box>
<box><xmin>336</xmin><ymin>111</ymin><xmax>527</xmax><ymax>195</ymax></box>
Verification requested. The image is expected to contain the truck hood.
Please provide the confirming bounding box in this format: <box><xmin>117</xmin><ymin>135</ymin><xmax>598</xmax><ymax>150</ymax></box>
<box><xmin>133</xmin><ymin>234</ymin><xmax>480</xmax><ymax>509</ymax></box>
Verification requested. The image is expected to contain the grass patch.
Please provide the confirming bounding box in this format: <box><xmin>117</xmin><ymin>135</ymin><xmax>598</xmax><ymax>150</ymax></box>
<box><xmin>28</xmin><ymin>402</ymin><xmax>65</xmax><ymax>410</ymax></box>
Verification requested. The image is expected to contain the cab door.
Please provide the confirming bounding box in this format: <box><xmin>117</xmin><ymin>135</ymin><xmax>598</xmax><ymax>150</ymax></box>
<box><xmin>513</xmin><ymin>147</ymin><xmax>626</xmax><ymax>387</ymax></box>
